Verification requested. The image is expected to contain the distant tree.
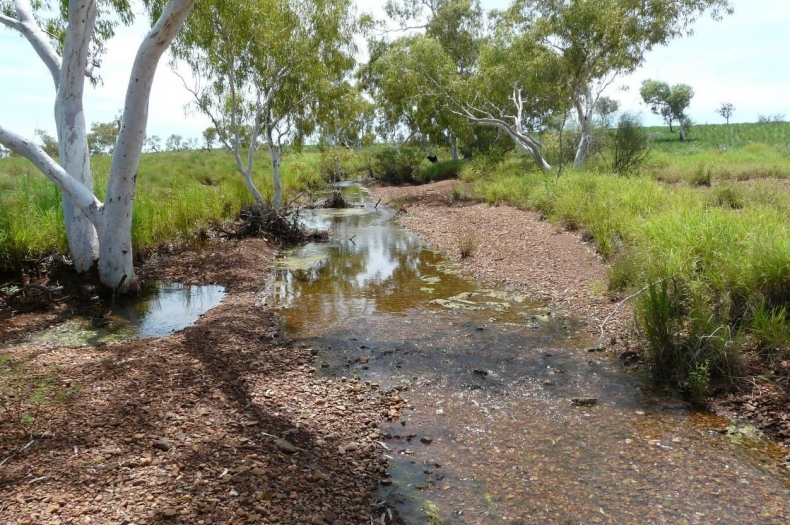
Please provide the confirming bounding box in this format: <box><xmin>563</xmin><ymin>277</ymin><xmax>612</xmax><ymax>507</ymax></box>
<box><xmin>183</xmin><ymin>137</ymin><xmax>198</xmax><ymax>150</ymax></box>
<box><xmin>594</xmin><ymin>96</ymin><xmax>620</xmax><ymax>128</ymax></box>
<box><xmin>144</xmin><ymin>135</ymin><xmax>162</xmax><ymax>153</ymax></box>
<box><xmin>165</xmin><ymin>134</ymin><xmax>184</xmax><ymax>151</ymax></box>
<box><xmin>88</xmin><ymin>121</ymin><xmax>120</xmax><ymax>155</ymax></box>
<box><xmin>715</xmin><ymin>102</ymin><xmax>734</xmax><ymax>124</ymax></box>
<box><xmin>758</xmin><ymin>113</ymin><xmax>785</xmax><ymax>124</ymax></box>
<box><xmin>35</xmin><ymin>129</ymin><xmax>59</xmax><ymax>157</ymax></box>
<box><xmin>640</xmin><ymin>80</ymin><xmax>694</xmax><ymax>140</ymax></box>
<box><xmin>202</xmin><ymin>127</ymin><xmax>217</xmax><ymax>150</ymax></box>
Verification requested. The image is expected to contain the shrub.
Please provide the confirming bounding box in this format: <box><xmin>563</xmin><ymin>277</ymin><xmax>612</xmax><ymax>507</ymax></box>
<box><xmin>418</xmin><ymin>160</ymin><xmax>463</xmax><ymax>184</ymax></box>
<box><xmin>603</xmin><ymin>113</ymin><xmax>650</xmax><ymax>175</ymax></box>
<box><xmin>371</xmin><ymin>146</ymin><xmax>424</xmax><ymax>184</ymax></box>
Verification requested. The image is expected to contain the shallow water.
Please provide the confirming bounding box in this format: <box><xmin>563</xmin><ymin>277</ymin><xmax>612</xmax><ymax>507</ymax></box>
<box><xmin>28</xmin><ymin>282</ymin><xmax>225</xmax><ymax>346</ymax></box>
<box><xmin>266</xmin><ymin>183</ymin><xmax>790</xmax><ymax>524</ymax></box>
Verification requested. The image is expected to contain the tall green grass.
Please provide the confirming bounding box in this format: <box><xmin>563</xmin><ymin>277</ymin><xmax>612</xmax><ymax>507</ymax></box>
<box><xmin>463</xmin><ymin>160</ymin><xmax>790</xmax><ymax>390</ymax></box>
<box><xmin>0</xmin><ymin>149</ymin><xmax>326</xmax><ymax>268</ymax></box>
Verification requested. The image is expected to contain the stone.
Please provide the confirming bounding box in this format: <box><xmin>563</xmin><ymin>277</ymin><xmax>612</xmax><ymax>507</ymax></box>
<box><xmin>153</xmin><ymin>438</ymin><xmax>171</xmax><ymax>452</ymax></box>
<box><xmin>420</xmin><ymin>436</ymin><xmax>433</xmax><ymax>445</ymax></box>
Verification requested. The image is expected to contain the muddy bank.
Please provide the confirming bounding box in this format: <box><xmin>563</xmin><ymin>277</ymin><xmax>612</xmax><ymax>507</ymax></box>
<box><xmin>1</xmin><ymin>238</ymin><xmax>400</xmax><ymax>524</ymax></box>
<box><xmin>372</xmin><ymin>180</ymin><xmax>790</xmax><ymax>447</ymax></box>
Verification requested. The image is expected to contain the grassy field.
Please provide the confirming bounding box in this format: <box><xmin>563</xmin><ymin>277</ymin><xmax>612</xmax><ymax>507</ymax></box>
<box><xmin>460</xmin><ymin>122</ymin><xmax>790</xmax><ymax>393</ymax></box>
<box><xmin>642</xmin><ymin>121</ymin><xmax>790</xmax><ymax>182</ymax></box>
<box><xmin>0</xmin><ymin>149</ymin><xmax>337</xmax><ymax>269</ymax></box>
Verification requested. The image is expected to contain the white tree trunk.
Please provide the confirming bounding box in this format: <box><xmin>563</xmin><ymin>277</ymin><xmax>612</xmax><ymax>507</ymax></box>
<box><xmin>2</xmin><ymin>0</ymin><xmax>197</xmax><ymax>294</ymax></box>
<box><xmin>265</xmin><ymin>119</ymin><xmax>283</xmax><ymax>209</ymax></box>
<box><xmin>56</xmin><ymin>0</ymin><xmax>99</xmax><ymax>273</ymax></box>
<box><xmin>573</xmin><ymin>89</ymin><xmax>595</xmax><ymax>168</ymax></box>
<box><xmin>99</xmin><ymin>0</ymin><xmax>197</xmax><ymax>292</ymax></box>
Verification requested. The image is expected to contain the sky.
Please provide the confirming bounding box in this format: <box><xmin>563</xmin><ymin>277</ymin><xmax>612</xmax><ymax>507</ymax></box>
<box><xmin>0</xmin><ymin>0</ymin><xmax>788</xmax><ymax>144</ymax></box>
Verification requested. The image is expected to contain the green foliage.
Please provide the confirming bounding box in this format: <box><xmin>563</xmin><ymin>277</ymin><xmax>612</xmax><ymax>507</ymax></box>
<box><xmin>594</xmin><ymin>96</ymin><xmax>620</xmax><ymax>128</ymax></box>
<box><xmin>88</xmin><ymin>119</ymin><xmax>120</xmax><ymax>155</ymax></box>
<box><xmin>0</xmin><ymin>150</ymin><xmax>330</xmax><ymax>269</ymax></box>
<box><xmin>750</xmin><ymin>301</ymin><xmax>790</xmax><ymax>359</ymax></box>
<box><xmin>640</xmin><ymin>79</ymin><xmax>695</xmax><ymax>137</ymax></box>
<box><xmin>604</xmin><ymin>112</ymin><xmax>649</xmax><ymax>175</ymax></box>
<box><xmin>418</xmin><ymin>160</ymin><xmax>463</xmax><ymax>183</ymax></box>
<box><xmin>0</xmin><ymin>356</ymin><xmax>77</xmax><ymax>437</ymax></box>
<box><xmin>371</xmin><ymin>146</ymin><xmax>424</xmax><ymax>184</ymax></box>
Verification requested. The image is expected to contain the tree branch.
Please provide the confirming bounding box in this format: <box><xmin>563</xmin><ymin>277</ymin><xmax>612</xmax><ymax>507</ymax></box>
<box><xmin>0</xmin><ymin>124</ymin><xmax>104</xmax><ymax>224</ymax></box>
<box><xmin>11</xmin><ymin>0</ymin><xmax>62</xmax><ymax>88</ymax></box>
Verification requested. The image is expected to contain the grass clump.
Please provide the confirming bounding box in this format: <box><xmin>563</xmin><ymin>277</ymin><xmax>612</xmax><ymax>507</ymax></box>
<box><xmin>458</xmin><ymin>234</ymin><xmax>476</xmax><ymax>259</ymax></box>
<box><xmin>418</xmin><ymin>160</ymin><xmax>463</xmax><ymax>183</ymax></box>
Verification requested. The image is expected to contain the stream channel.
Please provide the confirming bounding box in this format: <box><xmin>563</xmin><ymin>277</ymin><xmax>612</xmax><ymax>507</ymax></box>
<box><xmin>266</xmin><ymin>183</ymin><xmax>790</xmax><ymax>524</ymax></box>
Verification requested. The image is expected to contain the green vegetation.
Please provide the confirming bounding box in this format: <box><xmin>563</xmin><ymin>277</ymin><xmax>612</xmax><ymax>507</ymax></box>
<box><xmin>461</xmin><ymin>125</ymin><xmax>790</xmax><ymax>393</ymax></box>
<box><xmin>0</xmin><ymin>150</ymin><xmax>325</xmax><ymax>269</ymax></box>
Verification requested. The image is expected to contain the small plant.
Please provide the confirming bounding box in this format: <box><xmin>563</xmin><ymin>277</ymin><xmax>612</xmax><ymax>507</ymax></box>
<box><xmin>687</xmin><ymin>361</ymin><xmax>710</xmax><ymax>407</ymax></box>
<box><xmin>458</xmin><ymin>234</ymin><xmax>476</xmax><ymax>259</ymax></box>
<box><xmin>0</xmin><ymin>356</ymin><xmax>77</xmax><ymax>437</ymax></box>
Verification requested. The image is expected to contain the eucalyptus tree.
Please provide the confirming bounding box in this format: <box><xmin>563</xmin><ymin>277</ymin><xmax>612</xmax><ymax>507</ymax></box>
<box><xmin>370</xmin><ymin>0</ymin><xmax>483</xmax><ymax>158</ymax></box>
<box><xmin>640</xmin><ymin>79</ymin><xmax>695</xmax><ymax>140</ymax></box>
<box><xmin>503</xmin><ymin>0</ymin><xmax>732</xmax><ymax>167</ymax></box>
<box><xmin>0</xmin><ymin>0</ymin><xmax>197</xmax><ymax>292</ymax></box>
<box><xmin>170</xmin><ymin>0</ymin><xmax>359</xmax><ymax>208</ymax></box>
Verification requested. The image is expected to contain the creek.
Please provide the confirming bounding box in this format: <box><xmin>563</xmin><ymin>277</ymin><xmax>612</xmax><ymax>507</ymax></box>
<box><xmin>266</xmin><ymin>183</ymin><xmax>790</xmax><ymax>524</ymax></box>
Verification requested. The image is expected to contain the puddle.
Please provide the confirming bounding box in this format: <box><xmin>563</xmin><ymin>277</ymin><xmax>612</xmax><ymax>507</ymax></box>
<box><xmin>266</xmin><ymin>183</ymin><xmax>790</xmax><ymax>524</ymax></box>
<box><xmin>28</xmin><ymin>283</ymin><xmax>225</xmax><ymax>346</ymax></box>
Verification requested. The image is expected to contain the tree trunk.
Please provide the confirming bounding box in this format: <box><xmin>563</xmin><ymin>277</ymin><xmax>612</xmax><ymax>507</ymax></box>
<box><xmin>679</xmin><ymin>124</ymin><xmax>686</xmax><ymax>142</ymax></box>
<box><xmin>268</xmin><ymin>142</ymin><xmax>283</xmax><ymax>209</ymax></box>
<box><xmin>99</xmin><ymin>0</ymin><xmax>197</xmax><ymax>293</ymax></box>
<box><xmin>56</xmin><ymin>0</ymin><xmax>99</xmax><ymax>274</ymax></box>
<box><xmin>449</xmin><ymin>134</ymin><xmax>458</xmax><ymax>161</ymax></box>
<box><xmin>573</xmin><ymin>93</ymin><xmax>594</xmax><ymax>168</ymax></box>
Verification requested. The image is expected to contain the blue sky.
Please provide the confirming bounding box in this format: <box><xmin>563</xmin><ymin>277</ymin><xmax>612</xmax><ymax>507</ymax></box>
<box><xmin>0</xmin><ymin>0</ymin><xmax>788</xmax><ymax>143</ymax></box>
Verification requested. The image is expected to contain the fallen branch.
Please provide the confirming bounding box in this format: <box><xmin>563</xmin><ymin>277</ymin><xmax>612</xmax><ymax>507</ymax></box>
<box><xmin>374</xmin><ymin>197</ymin><xmax>382</xmax><ymax>209</ymax></box>
<box><xmin>0</xmin><ymin>439</ymin><xmax>35</xmax><ymax>468</ymax></box>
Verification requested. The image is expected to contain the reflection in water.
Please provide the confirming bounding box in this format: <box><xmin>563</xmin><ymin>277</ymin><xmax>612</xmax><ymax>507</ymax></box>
<box><xmin>267</xmin><ymin>184</ymin><xmax>790</xmax><ymax>524</ymax></box>
<box><xmin>29</xmin><ymin>283</ymin><xmax>226</xmax><ymax>346</ymax></box>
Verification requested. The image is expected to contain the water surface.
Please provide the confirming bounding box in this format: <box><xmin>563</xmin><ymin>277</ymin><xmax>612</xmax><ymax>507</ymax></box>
<box><xmin>28</xmin><ymin>282</ymin><xmax>226</xmax><ymax>346</ymax></box>
<box><xmin>266</xmin><ymin>183</ymin><xmax>790</xmax><ymax>524</ymax></box>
